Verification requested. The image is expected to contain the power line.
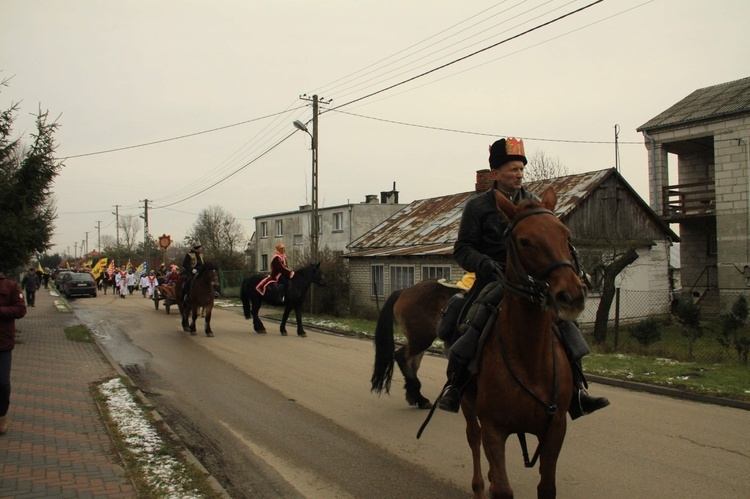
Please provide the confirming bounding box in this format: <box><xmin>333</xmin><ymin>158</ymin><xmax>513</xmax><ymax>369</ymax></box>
<box><xmin>324</xmin><ymin>0</ymin><xmax>570</xmax><ymax>103</ymax></box>
<box><xmin>152</xmin><ymin>130</ymin><xmax>297</xmax><ymax>210</ymax></box>
<box><xmin>62</xmin><ymin>106</ymin><xmax>307</xmax><ymax>159</ymax></box>
<box><xmin>340</xmin><ymin>0</ymin><xmax>653</xmax><ymax>112</ymax></box>
<box><xmin>327</xmin><ymin>0</ymin><xmax>605</xmax><ymax>112</ymax></box>
<box><xmin>329</xmin><ymin>109</ymin><xmax>642</xmax><ymax>144</ymax></box>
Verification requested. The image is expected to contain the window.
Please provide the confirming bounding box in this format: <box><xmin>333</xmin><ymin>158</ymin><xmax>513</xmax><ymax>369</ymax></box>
<box><xmin>260</xmin><ymin>254</ymin><xmax>268</xmax><ymax>271</ymax></box>
<box><xmin>333</xmin><ymin>212</ymin><xmax>344</xmax><ymax>231</ymax></box>
<box><xmin>293</xmin><ymin>234</ymin><xmax>303</xmax><ymax>246</ymax></box>
<box><xmin>390</xmin><ymin>265</ymin><xmax>415</xmax><ymax>292</ymax></box>
<box><xmin>275</xmin><ymin>220</ymin><xmax>283</xmax><ymax>237</ymax></box>
<box><xmin>260</xmin><ymin>221</ymin><xmax>268</xmax><ymax>238</ymax></box>
<box><xmin>422</xmin><ymin>265</ymin><xmax>451</xmax><ymax>281</ymax></box>
<box><xmin>371</xmin><ymin>265</ymin><xmax>384</xmax><ymax>297</ymax></box>
<box><xmin>317</xmin><ymin>214</ymin><xmax>323</xmax><ymax>234</ymax></box>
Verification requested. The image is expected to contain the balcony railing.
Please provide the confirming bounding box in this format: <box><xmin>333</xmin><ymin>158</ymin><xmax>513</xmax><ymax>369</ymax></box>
<box><xmin>661</xmin><ymin>181</ymin><xmax>715</xmax><ymax>218</ymax></box>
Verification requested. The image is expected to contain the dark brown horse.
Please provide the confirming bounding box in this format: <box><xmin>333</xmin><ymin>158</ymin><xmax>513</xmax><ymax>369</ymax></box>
<box><xmin>176</xmin><ymin>262</ymin><xmax>220</xmax><ymax>337</ymax></box>
<box><xmin>460</xmin><ymin>187</ymin><xmax>584</xmax><ymax>498</ymax></box>
<box><xmin>371</xmin><ymin>280</ymin><xmax>460</xmax><ymax>409</ymax></box>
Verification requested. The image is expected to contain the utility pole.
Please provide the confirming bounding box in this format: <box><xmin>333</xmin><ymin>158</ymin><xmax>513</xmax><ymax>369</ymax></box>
<box><xmin>95</xmin><ymin>221</ymin><xmax>102</xmax><ymax>253</ymax></box>
<box><xmin>112</xmin><ymin>205</ymin><xmax>121</xmax><ymax>265</ymax></box>
<box><xmin>298</xmin><ymin>94</ymin><xmax>330</xmax><ymax>263</ymax></box>
<box><xmin>140</xmin><ymin>199</ymin><xmax>151</xmax><ymax>267</ymax></box>
<box><xmin>84</xmin><ymin>232</ymin><xmax>89</xmax><ymax>257</ymax></box>
<box><xmin>74</xmin><ymin>242</ymin><xmax>77</xmax><ymax>259</ymax></box>
<box><xmin>614</xmin><ymin>124</ymin><xmax>621</xmax><ymax>173</ymax></box>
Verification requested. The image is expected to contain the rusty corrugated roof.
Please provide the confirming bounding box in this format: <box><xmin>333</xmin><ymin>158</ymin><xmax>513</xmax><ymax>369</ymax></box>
<box><xmin>346</xmin><ymin>169</ymin><xmax>615</xmax><ymax>258</ymax></box>
<box><xmin>638</xmin><ymin>76</ymin><xmax>750</xmax><ymax>132</ymax></box>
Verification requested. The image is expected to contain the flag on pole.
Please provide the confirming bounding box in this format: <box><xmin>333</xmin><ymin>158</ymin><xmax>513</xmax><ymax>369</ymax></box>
<box><xmin>91</xmin><ymin>258</ymin><xmax>108</xmax><ymax>280</ymax></box>
<box><xmin>65</xmin><ymin>260</ymin><xmax>70</xmax><ymax>269</ymax></box>
<box><xmin>136</xmin><ymin>261</ymin><xmax>145</xmax><ymax>277</ymax></box>
<box><xmin>107</xmin><ymin>260</ymin><xmax>115</xmax><ymax>276</ymax></box>
<box><xmin>38</xmin><ymin>262</ymin><xmax>44</xmax><ymax>273</ymax></box>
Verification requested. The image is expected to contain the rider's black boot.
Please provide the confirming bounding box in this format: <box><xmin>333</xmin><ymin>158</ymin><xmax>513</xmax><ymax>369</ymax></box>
<box><xmin>438</xmin><ymin>360</ymin><xmax>468</xmax><ymax>413</ymax></box>
<box><xmin>569</xmin><ymin>387</ymin><xmax>610</xmax><ymax>420</ymax></box>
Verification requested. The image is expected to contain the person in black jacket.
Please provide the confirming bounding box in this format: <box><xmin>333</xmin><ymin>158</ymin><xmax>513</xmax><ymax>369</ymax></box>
<box><xmin>181</xmin><ymin>242</ymin><xmax>205</xmax><ymax>302</ymax></box>
<box><xmin>437</xmin><ymin>137</ymin><xmax>609</xmax><ymax>419</ymax></box>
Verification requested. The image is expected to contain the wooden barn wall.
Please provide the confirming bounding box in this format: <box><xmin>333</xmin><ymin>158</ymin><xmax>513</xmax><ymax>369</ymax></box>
<box><xmin>563</xmin><ymin>177</ymin><xmax>667</xmax><ymax>243</ymax></box>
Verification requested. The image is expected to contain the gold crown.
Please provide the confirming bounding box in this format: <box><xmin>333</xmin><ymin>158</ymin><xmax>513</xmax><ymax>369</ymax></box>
<box><xmin>505</xmin><ymin>137</ymin><xmax>525</xmax><ymax>157</ymax></box>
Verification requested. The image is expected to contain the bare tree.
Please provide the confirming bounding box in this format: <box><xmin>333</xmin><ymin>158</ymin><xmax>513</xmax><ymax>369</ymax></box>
<box><xmin>186</xmin><ymin>205</ymin><xmax>246</xmax><ymax>270</ymax></box>
<box><xmin>592</xmin><ymin>246</ymin><xmax>639</xmax><ymax>344</ymax></box>
<box><xmin>525</xmin><ymin>150</ymin><xmax>569</xmax><ymax>183</ymax></box>
<box><xmin>100</xmin><ymin>234</ymin><xmax>117</xmax><ymax>251</ymax></box>
<box><xmin>119</xmin><ymin>215</ymin><xmax>142</xmax><ymax>253</ymax></box>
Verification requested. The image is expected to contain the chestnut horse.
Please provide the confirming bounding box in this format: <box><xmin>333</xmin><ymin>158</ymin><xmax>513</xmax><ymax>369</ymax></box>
<box><xmin>461</xmin><ymin>187</ymin><xmax>585</xmax><ymax>498</ymax></box>
<box><xmin>371</xmin><ymin>280</ymin><xmax>459</xmax><ymax>409</ymax></box>
<box><xmin>175</xmin><ymin>262</ymin><xmax>220</xmax><ymax>337</ymax></box>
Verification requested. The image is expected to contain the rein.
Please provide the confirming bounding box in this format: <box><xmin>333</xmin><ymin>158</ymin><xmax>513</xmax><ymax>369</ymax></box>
<box><xmin>500</xmin><ymin>208</ymin><xmax>578</xmax><ymax>309</ymax></box>
<box><xmin>496</xmin><ymin>207</ymin><xmax>572</xmax><ymax>468</ymax></box>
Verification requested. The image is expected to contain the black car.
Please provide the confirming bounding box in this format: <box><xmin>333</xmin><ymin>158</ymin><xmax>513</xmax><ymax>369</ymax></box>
<box><xmin>55</xmin><ymin>270</ymin><xmax>74</xmax><ymax>292</ymax></box>
<box><xmin>62</xmin><ymin>273</ymin><xmax>97</xmax><ymax>298</ymax></box>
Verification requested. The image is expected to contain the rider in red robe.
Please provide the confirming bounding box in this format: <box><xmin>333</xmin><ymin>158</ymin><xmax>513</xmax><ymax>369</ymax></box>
<box><xmin>256</xmin><ymin>243</ymin><xmax>294</xmax><ymax>296</ymax></box>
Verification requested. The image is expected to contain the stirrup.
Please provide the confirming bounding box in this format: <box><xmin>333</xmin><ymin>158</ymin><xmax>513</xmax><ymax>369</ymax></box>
<box><xmin>570</xmin><ymin>388</ymin><xmax>610</xmax><ymax>420</ymax></box>
<box><xmin>437</xmin><ymin>386</ymin><xmax>461</xmax><ymax>413</ymax></box>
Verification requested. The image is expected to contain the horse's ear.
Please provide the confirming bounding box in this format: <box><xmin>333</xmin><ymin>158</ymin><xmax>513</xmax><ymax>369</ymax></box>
<box><xmin>494</xmin><ymin>190</ymin><xmax>518</xmax><ymax>221</ymax></box>
<box><xmin>540</xmin><ymin>187</ymin><xmax>557</xmax><ymax>211</ymax></box>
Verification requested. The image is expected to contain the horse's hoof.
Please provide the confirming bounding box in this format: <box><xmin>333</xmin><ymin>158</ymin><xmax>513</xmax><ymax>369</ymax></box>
<box><xmin>255</xmin><ymin>330</ymin><xmax>267</xmax><ymax>334</ymax></box>
<box><xmin>183</xmin><ymin>327</ymin><xmax>191</xmax><ymax>333</ymax></box>
<box><xmin>190</xmin><ymin>330</ymin><xmax>197</xmax><ymax>336</ymax></box>
<box><xmin>298</xmin><ymin>332</ymin><xmax>307</xmax><ymax>337</ymax></box>
<box><xmin>280</xmin><ymin>331</ymin><xmax>288</xmax><ymax>336</ymax></box>
<box><xmin>418</xmin><ymin>400</ymin><xmax>433</xmax><ymax>410</ymax></box>
<box><xmin>206</xmin><ymin>332</ymin><xmax>214</xmax><ymax>337</ymax></box>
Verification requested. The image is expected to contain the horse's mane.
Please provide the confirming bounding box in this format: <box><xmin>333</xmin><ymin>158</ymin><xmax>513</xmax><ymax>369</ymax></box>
<box><xmin>516</xmin><ymin>197</ymin><xmax>543</xmax><ymax>212</ymax></box>
<box><xmin>201</xmin><ymin>261</ymin><xmax>219</xmax><ymax>272</ymax></box>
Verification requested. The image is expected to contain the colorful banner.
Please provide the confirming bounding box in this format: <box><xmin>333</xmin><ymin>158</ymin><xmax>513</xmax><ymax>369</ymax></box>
<box><xmin>107</xmin><ymin>260</ymin><xmax>115</xmax><ymax>276</ymax></box>
<box><xmin>90</xmin><ymin>258</ymin><xmax>108</xmax><ymax>280</ymax></box>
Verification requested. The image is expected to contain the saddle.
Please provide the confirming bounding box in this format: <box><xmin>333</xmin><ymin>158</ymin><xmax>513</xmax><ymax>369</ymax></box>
<box><xmin>263</xmin><ymin>282</ymin><xmax>286</xmax><ymax>306</ymax></box>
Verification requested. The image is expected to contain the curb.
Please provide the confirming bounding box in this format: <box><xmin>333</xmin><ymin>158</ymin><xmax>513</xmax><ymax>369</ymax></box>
<box><xmin>70</xmin><ymin>300</ymin><xmax>231</xmax><ymax>498</ymax></box>
<box><xmin>586</xmin><ymin>374</ymin><xmax>750</xmax><ymax>411</ymax></box>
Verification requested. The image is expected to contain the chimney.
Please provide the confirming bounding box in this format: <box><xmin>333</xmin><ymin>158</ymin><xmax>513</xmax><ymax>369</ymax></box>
<box><xmin>365</xmin><ymin>194</ymin><xmax>378</xmax><ymax>204</ymax></box>
<box><xmin>380</xmin><ymin>181</ymin><xmax>399</xmax><ymax>204</ymax></box>
<box><xmin>475</xmin><ymin>169</ymin><xmax>495</xmax><ymax>192</ymax></box>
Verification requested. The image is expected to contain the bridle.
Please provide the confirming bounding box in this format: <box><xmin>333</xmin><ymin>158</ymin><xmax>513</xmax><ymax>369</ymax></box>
<box><xmin>495</xmin><ymin>207</ymin><xmax>584</xmax><ymax>468</ymax></box>
<box><xmin>500</xmin><ymin>208</ymin><xmax>585</xmax><ymax>310</ymax></box>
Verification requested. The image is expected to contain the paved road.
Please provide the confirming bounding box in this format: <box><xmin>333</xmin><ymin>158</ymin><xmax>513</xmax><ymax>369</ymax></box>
<box><xmin>69</xmin><ymin>292</ymin><xmax>750</xmax><ymax>498</ymax></box>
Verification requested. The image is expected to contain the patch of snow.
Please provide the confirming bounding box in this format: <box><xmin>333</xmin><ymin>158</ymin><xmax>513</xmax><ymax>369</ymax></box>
<box><xmin>99</xmin><ymin>378</ymin><xmax>203</xmax><ymax>498</ymax></box>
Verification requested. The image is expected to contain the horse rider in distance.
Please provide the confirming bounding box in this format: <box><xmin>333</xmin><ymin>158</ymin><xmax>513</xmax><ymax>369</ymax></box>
<box><xmin>437</xmin><ymin>137</ymin><xmax>610</xmax><ymax>419</ymax></box>
<box><xmin>182</xmin><ymin>241</ymin><xmax>204</xmax><ymax>303</ymax></box>
<box><xmin>255</xmin><ymin>243</ymin><xmax>295</xmax><ymax>303</ymax></box>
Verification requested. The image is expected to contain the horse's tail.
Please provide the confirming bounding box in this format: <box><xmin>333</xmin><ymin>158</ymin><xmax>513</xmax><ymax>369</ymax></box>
<box><xmin>371</xmin><ymin>289</ymin><xmax>403</xmax><ymax>395</ymax></box>
<box><xmin>240</xmin><ymin>278</ymin><xmax>252</xmax><ymax>319</ymax></box>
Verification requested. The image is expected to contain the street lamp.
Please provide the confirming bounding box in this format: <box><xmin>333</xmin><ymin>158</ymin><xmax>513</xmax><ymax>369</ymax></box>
<box><xmin>293</xmin><ymin>118</ymin><xmax>318</xmax><ymax>263</ymax></box>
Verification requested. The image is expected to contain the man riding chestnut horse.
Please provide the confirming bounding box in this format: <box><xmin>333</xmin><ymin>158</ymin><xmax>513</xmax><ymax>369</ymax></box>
<box><xmin>437</xmin><ymin>137</ymin><xmax>610</xmax><ymax>420</ymax></box>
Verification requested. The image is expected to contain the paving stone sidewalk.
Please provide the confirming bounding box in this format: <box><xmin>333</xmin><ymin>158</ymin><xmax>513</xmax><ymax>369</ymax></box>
<box><xmin>0</xmin><ymin>288</ymin><xmax>136</xmax><ymax>498</ymax></box>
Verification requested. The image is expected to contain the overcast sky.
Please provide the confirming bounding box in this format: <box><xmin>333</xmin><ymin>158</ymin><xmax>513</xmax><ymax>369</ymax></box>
<box><xmin>2</xmin><ymin>0</ymin><xmax>749</xmax><ymax>259</ymax></box>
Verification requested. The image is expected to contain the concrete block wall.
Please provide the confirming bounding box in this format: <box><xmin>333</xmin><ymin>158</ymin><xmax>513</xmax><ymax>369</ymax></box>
<box><xmin>646</xmin><ymin>113</ymin><xmax>750</xmax><ymax>315</ymax></box>
<box><xmin>348</xmin><ymin>258</ymin><xmax>463</xmax><ymax>318</ymax></box>
<box><xmin>714</xmin><ymin>122</ymin><xmax>750</xmax><ymax>295</ymax></box>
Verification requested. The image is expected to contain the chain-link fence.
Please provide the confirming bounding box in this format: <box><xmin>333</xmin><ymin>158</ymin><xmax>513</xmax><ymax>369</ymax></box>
<box><xmin>218</xmin><ymin>270</ymin><xmax>254</xmax><ymax>298</ymax></box>
<box><xmin>579</xmin><ymin>288</ymin><xmax>750</xmax><ymax>365</ymax></box>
